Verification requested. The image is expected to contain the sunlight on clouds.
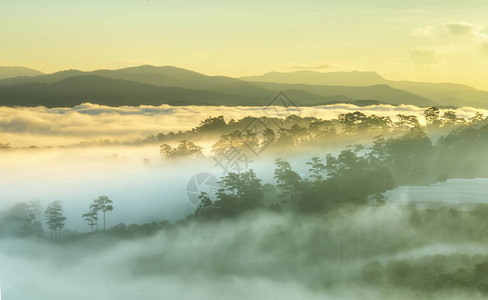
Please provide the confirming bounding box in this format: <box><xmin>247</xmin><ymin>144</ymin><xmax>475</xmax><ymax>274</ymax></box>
<box><xmin>411</xmin><ymin>26</ymin><xmax>436</xmax><ymax>38</ymax></box>
<box><xmin>444</xmin><ymin>22</ymin><xmax>479</xmax><ymax>36</ymax></box>
<box><xmin>410</xmin><ymin>48</ymin><xmax>441</xmax><ymax>64</ymax></box>
<box><xmin>0</xmin><ymin>103</ymin><xmax>486</xmax><ymax>148</ymax></box>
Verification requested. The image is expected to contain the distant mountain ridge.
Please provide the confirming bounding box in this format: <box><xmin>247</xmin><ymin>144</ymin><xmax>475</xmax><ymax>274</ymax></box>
<box><xmin>242</xmin><ymin>70</ymin><xmax>488</xmax><ymax>108</ymax></box>
<box><xmin>0</xmin><ymin>75</ymin><xmax>355</xmax><ymax>108</ymax></box>
<box><xmin>0</xmin><ymin>66</ymin><xmax>44</xmax><ymax>80</ymax></box>
<box><xmin>242</xmin><ymin>70</ymin><xmax>387</xmax><ymax>86</ymax></box>
<box><xmin>0</xmin><ymin>65</ymin><xmax>241</xmax><ymax>89</ymax></box>
<box><xmin>0</xmin><ymin>75</ymin><xmax>263</xmax><ymax>107</ymax></box>
<box><xmin>251</xmin><ymin>82</ymin><xmax>437</xmax><ymax>107</ymax></box>
<box><xmin>0</xmin><ymin>65</ymin><xmax>487</xmax><ymax>108</ymax></box>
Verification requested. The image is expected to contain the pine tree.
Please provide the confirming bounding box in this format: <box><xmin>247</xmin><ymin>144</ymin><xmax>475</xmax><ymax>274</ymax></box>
<box><xmin>274</xmin><ymin>158</ymin><xmax>302</xmax><ymax>209</ymax></box>
<box><xmin>93</xmin><ymin>195</ymin><xmax>113</xmax><ymax>231</ymax></box>
<box><xmin>82</xmin><ymin>209</ymin><xmax>98</xmax><ymax>232</ymax></box>
<box><xmin>44</xmin><ymin>200</ymin><xmax>66</xmax><ymax>241</ymax></box>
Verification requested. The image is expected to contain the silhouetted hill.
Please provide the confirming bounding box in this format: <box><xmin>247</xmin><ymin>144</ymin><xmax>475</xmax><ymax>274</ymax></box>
<box><xmin>0</xmin><ymin>65</ymin><xmax>276</xmax><ymax>99</ymax></box>
<box><xmin>0</xmin><ymin>65</ymin><xmax>241</xmax><ymax>89</ymax></box>
<box><xmin>242</xmin><ymin>70</ymin><xmax>488</xmax><ymax>108</ymax></box>
<box><xmin>252</xmin><ymin>82</ymin><xmax>437</xmax><ymax>107</ymax></box>
<box><xmin>0</xmin><ymin>67</ymin><xmax>44</xmax><ymax>80</ymax></box>
<box><xmin>0</xmin><ymin>69</ymin><xmax>84</xmax><ymax>85</ymax></box>
<box><xmin>0</xmin><ymin>75</ymin><xmax>355</xmax><ymax>107</ymax></box>
<box><xmin>388</xmin><ymin>81</ymin><xmax>488</xmax><ymax>108</ymax></box>
<box><xmin>93</xmin><ymin>65</ymin><xmax>242</xmax><ymax>89</ymax></box>
<box><xmin>242</xmin><ymin>70</ymin><xmax>387</xmax><ymax>86</ymax></box>
<box><xmin>4</xmin><ymin>65</ymin><xmax>488</xmax><ymax>108</ymax></box>
<box><xmin>0</xmin><ymin>66</ymin><xmax>441</xmax><ymax>108</ymax></box>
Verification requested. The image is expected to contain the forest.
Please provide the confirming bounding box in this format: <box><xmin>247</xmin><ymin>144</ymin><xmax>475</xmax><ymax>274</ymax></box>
<box><xmin>3</xmin><ymin>107</ymin><xmax>488</xmax><ymax>298</ymax></box>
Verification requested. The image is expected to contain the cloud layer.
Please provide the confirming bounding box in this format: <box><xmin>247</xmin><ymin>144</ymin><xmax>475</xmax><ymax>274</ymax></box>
<box><xmin>0</xmin><ymin>103</ymin><xmax>485</xmax><ymax>147</ymax></box>
<box><xmin>444</xmin><ymin>22</ymin><xmax>479</xmax><ymax>36</ymax></box>
<box><xmin>411</xmin><ymin>48</ymin><xmax>440</xmax><ymax>64</ymax></box>
<box><xmin>1</xmin><ymin>208</ymin><xmax>488</xmax><ymax>299</ymax></box>
<box><xmin>410</xmin><ymin>21</ymin><xmax>488</xmax><ymax>62</ymax></box>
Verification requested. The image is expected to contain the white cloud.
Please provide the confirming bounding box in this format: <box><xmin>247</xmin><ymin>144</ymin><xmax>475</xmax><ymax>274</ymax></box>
<box><xmin>1</xmin><ymin>207</ymin><xmax>487</xmax><ymax>300</ymax></box>
<box><xmin>411</xmin><ymin>25</ymin><xmax>436</xmax><ymax>38</ymax></box>
<box><xmin>289</xmin><ymin>64</ymin><xmax>332</xmax><ymax>70</ymax></box>
<box><xmin>444</xmin><ymin>22</ymin><xmax>479</xmax><ymax>36</ymax></box>
<box><xmin>0</xmin><ymin>103</ymin><xmax>485</xmax><ymax>148</ymax></box>
<box><xmin>410</xmin><ymin>48</ymin><xmax>441</xmax><ymax>64</ymax></box>
<box><xmin>444</xmin><ymin>22</ymin><xmax>488</xmax><ymax>56</ymax></box>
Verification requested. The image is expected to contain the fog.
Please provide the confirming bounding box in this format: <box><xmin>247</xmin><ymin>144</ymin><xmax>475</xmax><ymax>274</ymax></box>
<box><xmin>386</xmin><ymin>178</ymin><xmax>488</xmax><ymax>207</ymax></box>
<box><xmin>1</xmin><ymin>207</ymin><xmax>487</xmax><ymax>299</ymax></box>
<box><xmin>0</xmin><ymin>103</ymin><xmax>485</xmax><ymax>147</ymax></box>
<box><xmin>3</xmin><ymin>103</ymin><xmax>488</xmax><ymax>299</ymax></box>
<box><xmin>0</xmin><ymin>143</ymin><xmax>340</xmax><ymax>231</ymax></box>
<box><xmin>0</xmin><ymin>146</ymin><xmax>208</xmax><ymax>229</ymax></box>
<box><xmin>1</xmin><ymin>105</ymin><xmax>487</xmax><ymax>232</ymax></box>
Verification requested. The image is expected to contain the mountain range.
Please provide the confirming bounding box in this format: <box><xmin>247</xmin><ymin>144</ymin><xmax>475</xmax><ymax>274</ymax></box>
<box><xmin>0</xmin><ymin>67</ymin><xmax>44</xmax><ymax>80</ymax></box>
<box><xmin>0</xmin><ymin>65</ymin><xmax>487</xmax><ymax>108</ymax></box>
<box><xmin>243</xmin><ymin>71</ymin><xmax>488</xmax><ymax>108</ymax></box>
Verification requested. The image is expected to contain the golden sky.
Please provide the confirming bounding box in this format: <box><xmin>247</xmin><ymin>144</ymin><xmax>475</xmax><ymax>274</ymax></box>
<box><xmin>2</xmin><ymin>0</ymin><xmax>488</xmax><ymax>89</ymax></box>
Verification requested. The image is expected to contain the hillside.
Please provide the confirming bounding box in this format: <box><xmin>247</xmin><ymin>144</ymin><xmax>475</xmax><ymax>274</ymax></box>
<box><xmin>0</xmin><ymin>66</ymin><xmax>276</xmax><ymax>99</ymax></box>
<box><xmin>0</xmin><ymin>66</ymin><xmax>44</xmax><ymax>80</ymax></box>
<box><xmin>0</xmin><ymin>65</ymin><xmax>241</xmax><ymax>89</ymax></box>
<box><xmin>388</xmin><ymin>81</ymin><xmax>488</xmax><ymax>108</ymax></box>
<box><xmin>242</xmin><ymin>70</ymin><xmax>387</xmax><ymax>86</ymax></box>
<box><xmin>242</xmin><ymin>70</ymin><xmax>488</xmax><ymax>108</ymax></box>
<box><xmin>252</xmin><ymin>82</ymin><xmax>437</xmax><ymax>107</ymax></box>
<box><xmin>0</xmin><ymin>65</ymin><xmax>442</xmax><ymax>108</ymax></box>
<box><xmin>0</xmin><ymin>75</ymin><xmax>354</xmax><ymax>108</ymax></box>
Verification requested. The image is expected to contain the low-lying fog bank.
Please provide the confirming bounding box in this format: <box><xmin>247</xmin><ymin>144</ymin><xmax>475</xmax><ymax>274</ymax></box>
<box><xmin>2</xmin><ymin>141</ymin><xmax>488</xmax><ymax>232</ymax></box>
<box><xmin>0</xmin><ymin>145</ymin><xmax>324</xmax><ymax>231</ymax></box>
<box><xmin>0</xmin><ymin>103</ymin><xmax>485</xmax><ymax>147</ymax></box>
<box><xmin>386</xmin><ymin>178</ymin><xmax>488</xmax><ymax>207</ymax></box>
<box><xmin>3</xmin><ymin>103</ymin><xmax>488</xmax><ymax>299</ymax></box>
<box><xmin>1</xmin><ymin>207</ymin><xmax>488</xmax><ymax>299</ymax></box>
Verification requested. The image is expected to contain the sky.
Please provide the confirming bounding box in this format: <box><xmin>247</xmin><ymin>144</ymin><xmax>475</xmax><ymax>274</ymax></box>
<box><xmin>2</xmin><ymin>0</ymin><xmax>488</xmax><ymax>89</ymax></box>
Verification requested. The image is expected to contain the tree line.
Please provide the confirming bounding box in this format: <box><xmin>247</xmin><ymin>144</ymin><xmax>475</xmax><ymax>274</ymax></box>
<box><xmin>0</xmin><ymin>195</ymin><xmax>114</xmax><ymax>240</ymax></box>
<box><xmin>3</xmin><ymin>109</ymin><xmax>488</xmax><ymax>240</ymax></box>
<box><xmin>192</xmin><ymin>118</ymin><xmax>488</xmax><ymax>219</ymax></box>
<box><xmin>158</xmin><ymin>107</ymin><xmax>486</xmax><ymax>161</ymax></box>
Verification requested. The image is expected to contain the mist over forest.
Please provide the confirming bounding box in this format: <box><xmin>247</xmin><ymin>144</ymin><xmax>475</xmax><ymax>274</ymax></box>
<box><xmin>3</xmin><ymin>99</ymin><xmax>488</xmax><ymax>299</ymax></box>
<box><xmin>0</xmin><ymin>102</ymin><xmax>485</xmax><ymax>147</ymax></box>
<box><xmin>5</xmin><ymin>0</ymin><xmax>488</xmax><ymax>297</ymax></box>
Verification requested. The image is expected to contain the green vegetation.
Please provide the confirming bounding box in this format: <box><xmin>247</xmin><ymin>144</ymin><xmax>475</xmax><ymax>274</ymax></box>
<box><xmin>4</xmin><ymin>108</ymin><xmax>488</xmax><ymax>233</ymax></box>
<box><xmin>147</xmin><ymin>107</ymin><xmax>476</xmax><ymax>153</ymax></box>
<box><xmin>0</xmin><ymin>66</ymin><xmax>43</xmax><ymax>79</ymax></box>
<box><xmin>4</xmin><ymin>65</ymin><xmax>488</xmax><ymax>108</ymax></box>
<box><xmin>44</xmin><ymin>200</ymin><xmax>66</xmax><ymax>240</ymax></box>
<box><xmin>160</xmin><ymin>140</ymin><xmax>204</xmax><ymax>160</ymax></box>
<box><xmin>242</xmin><ymin>69</ymin><xmax>488</xmax><ymax>108</ymax></box>
<box><xmin>0</xmin><ymin>201</ymin><xmax>43</xmax><ymax>238</ymax></box>
<box><xmin>3</xmin><ymin>107</ymin><xmax>488</xmax><ymax>297</ymax></box>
